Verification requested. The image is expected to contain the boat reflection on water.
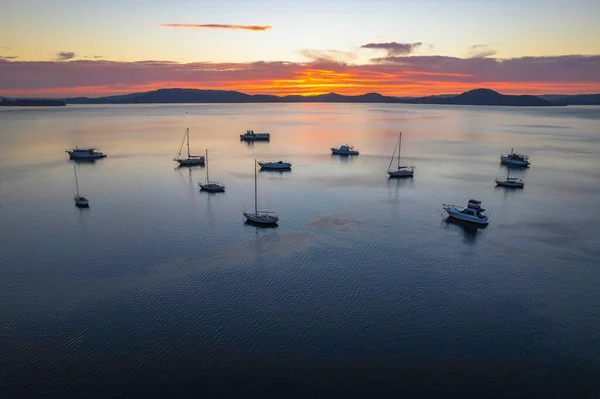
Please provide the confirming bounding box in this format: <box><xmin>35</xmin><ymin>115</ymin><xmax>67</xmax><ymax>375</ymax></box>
<box><xmin>442</xmin><ymin>217</ymin><xmax>487</xmax><ymax>244</ymax></box>
<box><xmin>244</xmin><ymin>219</ymin><xmax>279</xmax><ymax>229</ymax></box>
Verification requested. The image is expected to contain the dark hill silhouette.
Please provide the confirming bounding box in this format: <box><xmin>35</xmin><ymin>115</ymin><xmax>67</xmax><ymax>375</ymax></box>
<box><xmin>1</xmin><ymin>98</ymin><xmax>65</xmax><ymax>106</ymax></box>
<box><xmin>554</xmin><ymin>93</ymin><xmax>600</xmax><ymax>105</ymax></box>
<box><xmin>449</xmin><ymin>88</ymin><xmax>554</xmax><ymax>106</ymax></box>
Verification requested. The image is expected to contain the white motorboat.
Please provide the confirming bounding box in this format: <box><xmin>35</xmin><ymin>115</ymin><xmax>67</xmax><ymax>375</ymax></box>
<box><xmin>240</xmin><ymin>130</ymin><xmax>270</xmax><ymax>141</ymax></box>
<box><xmin>443</xmin><ymin>199</ymin><xmax>489</xmax><ymax>225</ymax></box>
<box><xmin>174</xmin><ymin>128</ymin><xmax>205</xmax><ymax>166</ymax></box>
<box><xmin>495</xmin><ymin>168</ymin><xmax>524</xmax><ymax>188</ymax></box>
<box><xmin>387</xmin><ymin>132</ymin><xmax>414</xmax><ymax>178</ymax></box>
<box><xmin>243</xmin><ymin>159</ymin><xmax>279</xmax><ymax>225</ymax></box>
<box><xmin>331</xmin><ymin>144</ymin><xmax>359</xmax><ymax>155</ymax></box>
<box><xmin>199</xmin><ymin>149</ymin><xmax>225</xmax><ymax>192</ymax></box>
<box><xmin>66</xmin><ymin>147</ymin><xmax>107</xmax><ymax>160</ymax></box>
<box><xmin>500</xmin><ymin>148</ymin><xmax>530</xmax><ymax>167</ymax></box>
<box><xmin>258</xmin><ymin>161</ymin><xmax>292</xmax><ymax>170</ymax></box>
<box><xmin>72</xmin><ymin>164</ymin><xmax>89</xmax><ymax>207</ymax></box>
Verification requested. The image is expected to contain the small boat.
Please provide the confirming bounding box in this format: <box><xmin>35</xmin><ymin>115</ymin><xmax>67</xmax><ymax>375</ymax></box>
<box><xmin>199</xmin><ymin>150</ymin><xmax>225</xmax><ymax>192</ymax></box>
<box><xmin>495</xmin><ymin>167</ymin><xmax>524</xmax><ymax>188</ymax></box>
<box><xmin>500</xmin><ymin>148</ymin><xmax>530</xmax><ymax>167</ymax></box>
<box><xmin>387</xmin><ymin>132</ymin><xmax>414</xmax><ymax>178</ymax></box>
<box><xmin>66</xmin><ymin>147</ymin><xmax>107</xmax><ymax>160</ymax></box>
<box><xmin>331</xmin><ymin>144</ymin><xmax>359</xmax><ymax>155</ymax></box>
<box><xmin>240</xmin><ymin>130</ymin><xmax>270</xmax><ymax>141</ymax></box>
<box><xmin>174</xmin><ymin>128</ymin><xmax>205</xmax><ymax>166</ymax></box>
<box><xmin>72</xmin><ymin>164</ymin><xmax>89</xmax><ymax>207</ymax></box>
<box><xmin>443</xmin><ymin>199</ymin><xmax>489</xmax><ymax>225</ymax></box>
<box><xmin>243</xmin><ymin>159</ymin><xmax>279</xmax><ymax>225</ymax></box>
<box><xmin>258</xmin><ymin>161</ymin><xmax>292</xmax><ymax>170</ymax></box>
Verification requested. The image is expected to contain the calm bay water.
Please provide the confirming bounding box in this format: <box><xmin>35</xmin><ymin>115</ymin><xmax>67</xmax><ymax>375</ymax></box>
<box><xmin>1</xmin><ymin>103</ymin><xmax>599</xmax><ymax>398</ymax></box>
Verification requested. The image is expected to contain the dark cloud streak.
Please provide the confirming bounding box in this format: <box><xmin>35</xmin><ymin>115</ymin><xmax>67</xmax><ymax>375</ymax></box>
<box><xmin>160</xmin><ymin>24</ymin><xmax>271</xmax><ymax>31</ymax></box>
<box><xmin>361</xmin><ymin>42</ymin><xmax>422</xmax><ymax>56</ymax></box>
<box><xmin>55</xmin><ymin>52</ymin><xmax>75</xmax><ymax>61</ymax></box>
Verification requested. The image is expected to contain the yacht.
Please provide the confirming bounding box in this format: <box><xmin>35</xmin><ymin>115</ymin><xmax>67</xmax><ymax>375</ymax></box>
<box><xmin>258</xmin><ymin>161</ymin><xmax>292</xmax><ymax>170</ymax></box>
<box><xmin>500</xmin><ymin>148</ymin><xmax>530</xmax><ymax>167</ymax></box>
<box><xmin>443</xmin><ymin>199</ymin><xmax>489</xmax><ymax>225</ymax></box>
<box><xmin>66</xmin><ymin>147</ymin><xmax>107</xmax><ymax>160</ymax></box>
<box><xmin>387</xmin><ymin>132</ymin><xmax>414</xmax><ymax>177</ymax></box>
<box><xmin>174</xmin><ymin>128</ymin><xmax>205</xmax><ymax>166</ymax></box>
<box><xmin>240</xmin><ymin>130</ymin><xmax>270</xmax><ymax>141</ymax></box>
<box><xmin>243</xmin><ymin>159</ymin><xmax>279</xmax><ymax>226</ymax></box>
<box><xmin>199</xmin><ymin>150</ymin><xmax>225</xmax><ymax>192</ymax></box>
<box><xmin>495</xmin><ymin>168</ymin><xmax>524</xmax><ymax>188</ymax></box>
<box><xmin>72</xmin><ymin>164</ymin><xmax>89</xmax><ymax>207</ymax></box>
<box><xmin>331</xmin><ymin>144</ymin><xmax>359</xmax><ymax>155</ymax></box>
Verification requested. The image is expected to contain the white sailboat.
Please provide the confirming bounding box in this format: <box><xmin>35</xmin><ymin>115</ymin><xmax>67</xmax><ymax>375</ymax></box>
<box><xmin>243</xmin><ymin>159</ymin><xmax>279</xmax><ymax>225</ymax></box>
<box><xmin>72</xmin><ymin>164</ymin><xmax>89</xmax><ymax>207</ymax></box>
<box><xmin>387</xmin><ymin>132</ymin><xmax>414</xmax><ymax>177</ymax></box>
<box><xmin>199</xmin><ymin>150</ymin><xmax>225</xmax><ymax>192</ymax></box>
<box><xmin>495</xmin><ymin>167</ymin><xmax>524</xmax><ymax>188</ymax></box>
<box><xmin>174</xmin><ymin>128</ymin><xmax>205</xmax><ymax>166</ymax></box>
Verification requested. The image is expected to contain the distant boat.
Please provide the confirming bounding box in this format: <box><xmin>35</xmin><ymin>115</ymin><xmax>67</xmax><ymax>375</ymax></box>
<box><xmin>66</xmin><ymin>147</ymin><xmax>106</xmax><ymax>160</ymax></box>
<box><xmin>495</xmin><ymin>167</ymin><xmax>524</xmax><ymax>188</ymax></box>
<box><xmin>72</xmin><ymin>164</ymin><xmax>89</xmax><ymax>207</ymax></box>
<box><xmin>387</xmin><ymin>132</ymin><xmax>414</xmax><ymax>178</ymax></box>
<box><xmin>331</xmin><ymin>144</ymin><xmax>359</xmax><ymax>155</ymax></box>
<box><xmin>258</xmin><ymin>161</ymin><xmax>292</xmax><ymax>170</ymax></box>
<box><xmin>243</xmin><ymin>159</ymin><xmax>279</xmax><ymax>225</ymax></box>
<box><xmin>199</xmin><ymin>149</ymin><xmax>225</xmax><ymax>192</ymax></box>
<box><xmin>500</xmin><ymin>148</ymin><xmax>530</xmax><ymax>167</ymax></box>
<box><xmin>240</xmin><ymin>130</ymin><xmax>270</xmax><ymax>141</ymax></box>
<box><xmin>443</xmin><ymin>199</ymin><xmax>489</xmax><ymax>225</ymax></box>
<box><xmin>174</xmin><ymin>128</ymin><xmax>205</xmax><ymax>166</ymax></box>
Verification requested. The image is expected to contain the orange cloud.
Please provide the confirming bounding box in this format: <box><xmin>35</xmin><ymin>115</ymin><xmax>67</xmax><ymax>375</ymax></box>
<box><xmin>159</xmin><ymin>24</ymin><xmax>271</xmax><ymax>31</ymax></box>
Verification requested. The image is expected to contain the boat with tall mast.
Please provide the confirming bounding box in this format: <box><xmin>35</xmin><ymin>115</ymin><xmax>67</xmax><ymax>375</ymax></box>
<box><xmin>199</xmin><ymin>150</ymin><xmax>225</xmax><ymax>192</ymax></box>
<box><xmin>495</xmin><ymin>167</ymin><xmax>524</xmax><ymax>188</ymax></box>
<box><xmin>72</xmin><ymin>164</ymin><xmax>89</xmax><ymax>207</ymax></box>
<box><xmin>174</xmin><ymin>128</ymin><xmax>205</xmax><ymax>166</ymax></box>
<box><xmin>243</xmin><ymin>159</ymin><xmax>279</xmax><ymax>225</ymax></box>
<box><xmin>387</xmin><ymin>132</ymin><xmax>414</xmax><ymax>177</ymax></box>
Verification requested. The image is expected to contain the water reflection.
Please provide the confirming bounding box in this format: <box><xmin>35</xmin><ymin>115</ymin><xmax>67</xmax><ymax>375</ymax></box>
<box><xmin>331</xmin><ymin>154</ymin><xmax>355</xmax><ymax>164</ymax></box>
<box><xmin>244</xmin><ymin>219</ymin><xmax>279</xmax><ymax>229</ymax></box>
<box><xmin>442</xmin><ymin>217</ymin><xmax>487</xmax><ymax>244</ymax></box>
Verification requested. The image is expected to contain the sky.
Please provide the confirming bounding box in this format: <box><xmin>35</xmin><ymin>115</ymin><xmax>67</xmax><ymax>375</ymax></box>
<box><xmin>1</xmin><ymin>0</ymin><xmax>599</xmax><ymax>97</ymax></box>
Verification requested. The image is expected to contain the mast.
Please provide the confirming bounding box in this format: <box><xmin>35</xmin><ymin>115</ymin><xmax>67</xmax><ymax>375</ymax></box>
<box><xmin>186</xmin><ymin>128</ymin><xmax>191</xmax><ymax>159</ymax></box>
<box><xmin>387</xmin><ymin>135</ymin><xmax>398</xmax><ymax>171</ymax></box>
<box><xmin>205</xmin><ymin>149</ymin><xmax>209</xmax><ymax>183</ymax></box>
<box><xmin>73</xmin><ymin>164</ymin><xmax>80</xmax><ymax>196</ymax></box>
<box><xmin>397</xmin><ymin>132</ymin><xmax>402</xmax><ymax>169</ymax></box>
<box><xmin>254</xmin><ymin>159</ymin><xmax>258</xmax><ymax>214</ymax></box>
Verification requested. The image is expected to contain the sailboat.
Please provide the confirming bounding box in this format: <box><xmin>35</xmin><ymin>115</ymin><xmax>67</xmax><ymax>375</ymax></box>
<box><xmin>387</xmin><ymin>132</ymin><xmax>414</xmax><ymax>177</ymax></box>
<box><xmin>199</xmin><ymin>150</ymin><xmax>225</xmax><ymax>192</ymax></box>
<box><xmin>495</xmin><ymin>167</ymin><xmax>524</xmax><ymax>188</ymax></box>
<box><xmin>72</xmin><ymin>164</ymin><xmax>89</xmax><ymax>207</ymax></box>
<box><xmin>174</xmin><ymin>128</ymin><xmax>205</xmax><ymax>166</ymax></box>
<box><xmin>243</xmin><ymin>159</ymin><xmax>279</xmax><ymax>225</ymax></box>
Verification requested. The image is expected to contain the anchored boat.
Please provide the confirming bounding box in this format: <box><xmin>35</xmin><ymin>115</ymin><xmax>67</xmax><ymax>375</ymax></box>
<box><xmin>387</xmin><ymin>132</ymin><xmax>414</xmax><ymax>178</ymax></box>
<box><xmin>66</xmin><ymin>147</ymin><xmax>106</xmax><ymax>160</ymax></box>
<box><xmin>240</xmin><ymin>130</ymin><xmax>270</xmax><ymax>141</ymax></box>
<box><xmin>258</xmin><ymin>161</ymin><xmax>292</xmax><ymax>170</ymax></box>
<box><xmin>174</xmin><ymin>128</ymin><xmax>205</xmax><ymax>166</ymax></box>
<box><xmin>443</xmin><ymin>199</ymin><xmax>489</xmax><ymax>225</ymax></box>
<box><xmin>500</xmin><ymin>148</ymin><xmax>530</xmax><ymax>167</ymax></box>
<box><xmin>331</xmin><ymin>144</ymin><xmax>359</xmax><ymax>155</ymax></box>
<box><xmin>243</xmin><ymin>159</ymin><xmax>279</xmax><ymax>226</ymax></box>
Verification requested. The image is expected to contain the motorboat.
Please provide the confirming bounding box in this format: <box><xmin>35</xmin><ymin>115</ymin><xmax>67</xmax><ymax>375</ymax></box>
<box><xmin>443</xmin><ymin>199</ymin><xmax>489</xmax><ymax>225</ymax></box>
<box><xmin>66</xmin><ymin>147</ymin><xmax>107</xmax><ymax>160</ymax></box>
<box><xmin>331</xmin><ymin>144</ymin><xmax>359</xmax><ymax>155</ymax></box>
<box><xmin>199</xmin><ymin>149</ymin><xmax>225</xmax><ymax>192</ymax></box>
<box><xmin>258</xmin><ymin>161</ymin><xmax>292</xmax><ymax>170</ymax></box>
<box><xmin>387</xmin><ymin>132</ymin><xmax>414</xmax><ymax>177</ymax></box>
<box><xmin>500</xmin><ymin>148</ymin><xmax>530</xmax><ymax>167</ymax></box>
<box><xmin>72</xmin><ymin>164</ymin><xmax>89</xmax><ymax>207</ymax></box>
<box><xmin>495</xmin><ymin>168</ymin><xmax>524</xmax><ymax>188</ymax></box>
<box><xmin>240</xmin><ymin>130</ymin><xmax>270</xmax><ymax>141</ymax></box>
<box><xmin>174</xmin><ymin>128</ymin><xmax>205</xmax><ymax>166</ymax></box>
<box><xmin>243</xmin><ymin>159</ymin><xmax>279</xmax><ymax>226</ymax></box>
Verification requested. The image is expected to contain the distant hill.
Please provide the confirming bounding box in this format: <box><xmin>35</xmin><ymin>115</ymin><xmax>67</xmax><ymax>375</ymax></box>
<box><xmin>1</xmin><ymin>98</ymin><xmax>66</xmax><ymax>106</ymax></box>
<box><xmin>59</xmin><ymin>88</ymin><xmax>567</xmax><ymax>106</ymax></box>
<box><xmin>553</xmin><ymin>93</ymin><xmax>600</xmax><ymax>105</ymax></box>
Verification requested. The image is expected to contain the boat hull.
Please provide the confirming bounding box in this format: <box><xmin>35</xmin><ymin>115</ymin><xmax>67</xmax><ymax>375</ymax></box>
<box><xmin>500</xmin><ymin>156</ymin><xmax>529</xmax><ymax>167</ymax></box>
<box><xmin>68</xmin><ymin>152</ymin><xmax>106</xmax><ymax>159</ymax></box>
<box><xmin>199</xmin><ymin>183</ymin><xmax>225</xmax><ymax>192</ymax></box>
<box><xmin>243</xmin><ymin>212</ymin><xmax>279</xmax><ymax>225</ymax></box>
<box><xmin>258</xmin><ymin>162</ymin><xmax>291</xmax><ymax>170</ymax></box>
<box><xmin>74</xmin><ymin>196</ymin><xmax>89</xmax><ymax>207</ymax></box>
<box><xmin>177</xmin><ymin>158</ymin><xmax>205</xmax><ymax>166</ymax></box>
<box><xmin>331</xmin><ymin>149</ymin><xmax>359</xmax><ymax>155</ymax></box>
<box><xmin>495</xmin><ymin>179</ymin><xmax>524</xmax><ymax>188</ymax></box>
<box><xmin>388</xmin><ymin>169</ymin><xmax>414</xmax><ymax>178</ymax></box>
<box><xmin>240</xmin><ymin>134</ymin><xmax>270</xmax><ymax>141</ymax></box>
<box><xmin>445</xmin><ymin>209</ymin><xmax>489</xmax><ymax>225</ymax></box>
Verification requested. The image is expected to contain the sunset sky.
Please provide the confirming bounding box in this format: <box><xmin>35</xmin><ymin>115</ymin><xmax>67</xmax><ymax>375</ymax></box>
<box><xmin>1</xmin><ymin>0</ymin><xmax>599</xmax><ymax>97</ymax></box>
